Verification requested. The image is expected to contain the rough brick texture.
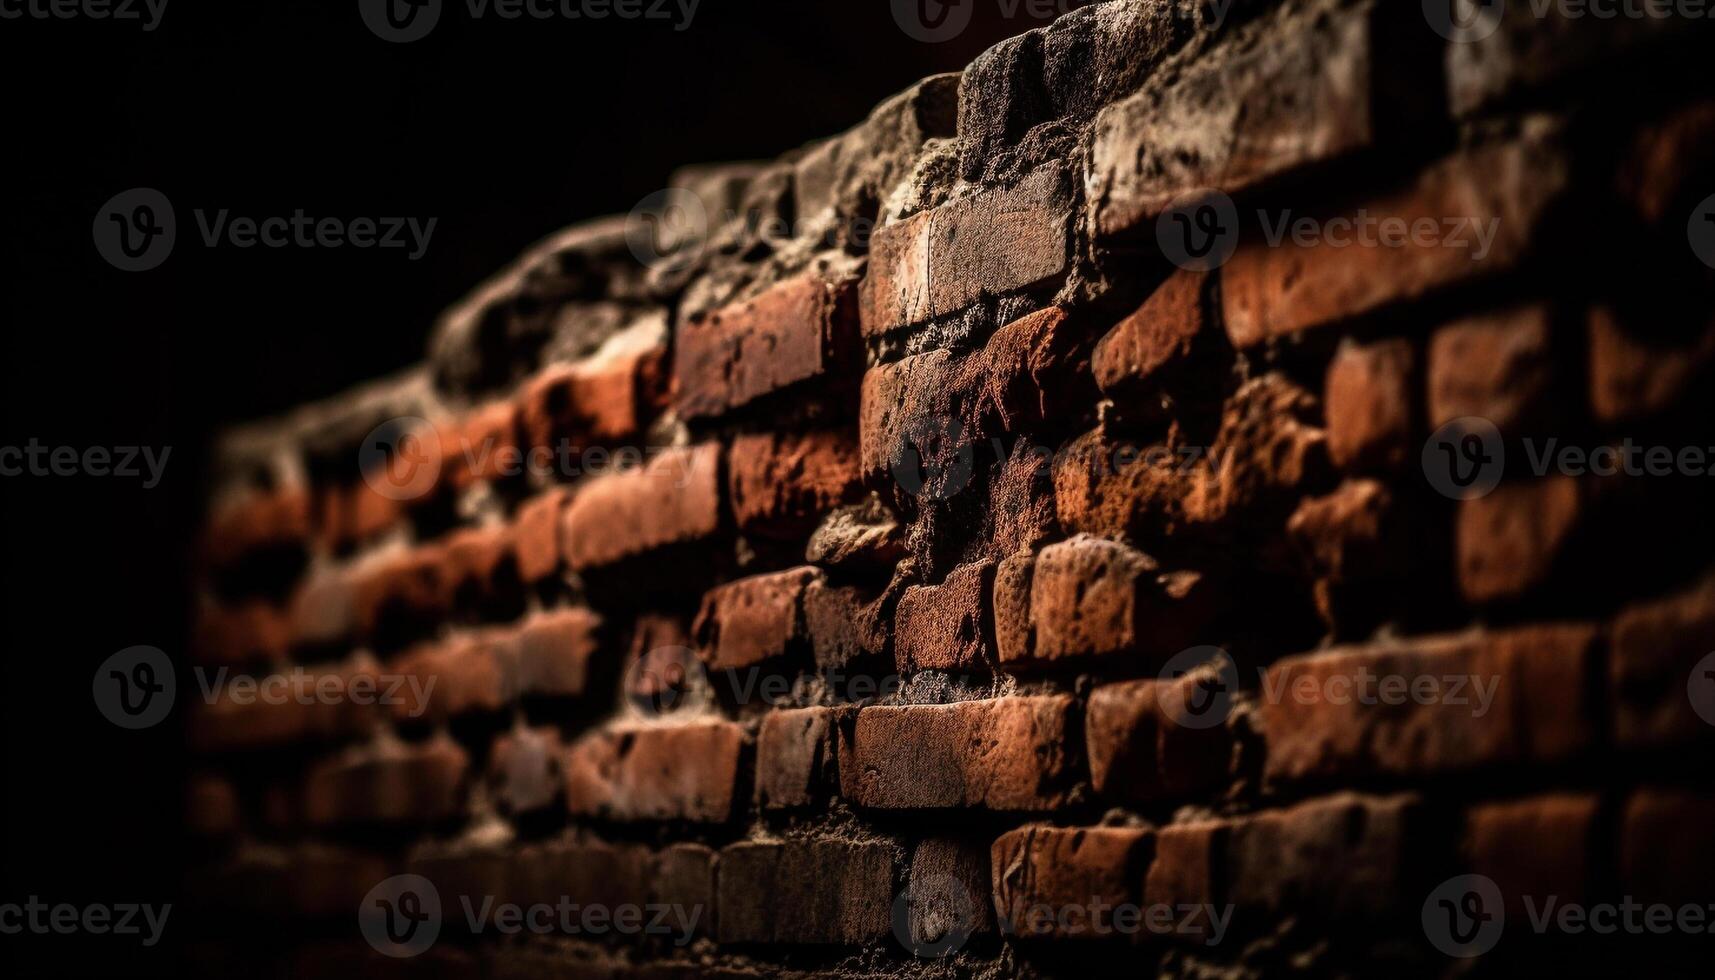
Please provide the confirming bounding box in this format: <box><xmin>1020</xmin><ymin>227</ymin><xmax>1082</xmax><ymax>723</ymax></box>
<box><xmin>190</xmin><ymin>6</ymin><xmax>1715</xmax><ymax>976</ymax></box>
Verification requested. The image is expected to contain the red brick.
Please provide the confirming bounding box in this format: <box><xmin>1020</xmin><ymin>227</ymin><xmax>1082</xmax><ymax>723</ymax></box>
<box><xmin>862</xmin><ymin>165</ymin><xmax>1073</xmax><ymax>336</ymax></box>
<box><xmin>1610</xmin><ymin>574</ymin><xmax>1715</xmax><ymax>748</ymax></box>
<box><xmin>351</xmin><ymin>545</ymin><xmax>451</xmax><ymax>646</ymax></box>
<box><xmin>1427</xmin><ymin>304</ymin><xmax>1557</xmax><ymax>434</ymax></box>
<box><xmin>1226</xmin><ymin>793</ymin><xmax>1419</xmax><ymax>923</ymax></box>
<box><xmin>1456</xmin><ymin>476</ymin><xmax>1581</xmax><ymax>605</ymax></box>
<box><xmin>993</xmin><ymin>536</ymin><xmax>1212</xmax><ymax>668</ymax></box>
<box><xmin>1620</xmin><ymin>789</ymin><xmax>1715</xmax><ymax>908</ymax></box>
<box><xmin>286</xmin><ymin>567</ymin><xmax>355</xmax><ymax>650</ymax></box>
<box><xmin>990</xmin><ymin>825</ymin><xmax>1151</xmax><ymax>939</ymax></box>
<box><xmin>560</xmin><ymin>443</ymin><xmax>723</xmax><ymax>571</ymax></box>
<box><xmin>1144</xmin><ymin>822</ymin><xmax>1226</xmax><ymax>936</ymax></box>
<box><xmin>1085</xmin><ymin>677</ymin><xmax>1232</xmax><ymax>804</ymax></box>
<box><xmin>673</xmin><ymin>272</ymin><xmax>859</xmax><ymax>420</ymax></box>
<box><xmin>490</xmin><ymin>726</ymin><xmax>563</xmax><ymax>815</ymax></box>
<box><xmin>440</xmin><ymin>524</ymin><xmax>520</xmax><ymax>616</ymax></box>
<box><xmin>1325</xmin><ymin>336</ymin><xmax>1415</xmax><ymax>472</ymax></box>
<box><xmin>512</xmin><ymin>487</ymin><xmax>570</xmax><ymax>584</ymax></box>
<box><xmin>1222</xmin><ymin>132</ymin><xmax>1568</xmax><ymax>347</ymax></box>
<box><xmin>516</xmin><ymin>334</ymin><xmax>661</xmax><ymax>452</ymax></box>
<box><xmin>1091</xmin><ymin>270</ymin><xmax>1210</xmax><ymax>398</ymax></box>
<box><xmin>847</xmin><ymin>696</ymin><xmax>1076</xmax><ymax>811</ymax></box>
<box><xmin>894</xmin><ymin>560</ymin><xmax>995</xmax><ymax>673</ymax></box>
<box><xmin>1588</xmin><ymin>304</ymin><xmax>1715</xmax><ymax>426</ymax></box>
<box><xmin>302</xmin><ymin>737</ymin><xmax>468</xmax><ymax>828</ymax></box>
<box><xmin>755</xmin><ymin>707</ymin><xmax>837</xmax><ymax>810</ymax></box>
<box><xmin>1465</xmin><ymin>793</ymin><xmax>1600</xmax><ymax>918</ymax></box>
<box><xmin>727</xmin><ymin>430</ymin><xmax>863</xmax><ymax>539</ymax></box>
<box><xmin>515</xmin><ymin>607</ymin><xmax>602</xmax><ymax>699</ymax></box>
<box><xmin>563</xmin><ymin>721</ymin><xmax>744</xmax><ymax>823</ymax></box>
<box><xmin>1089</xmin><ymin>0</ymin><xmax>1434</xmax><ymax>239</ymax></box>
<box><xmin>391</xmin><ymin>633</ymin><xmax>513</xmax><ymax>723</ymax></box>
<box><xmin>1257</xmin><ymin>625</ymin><xmax>1596</xmax><ymax>784</ymax></box>
<box><xmin>203</xmin><ymin>488</ymin><xmax>312</xmax><ymax>570</ymax></box>
<box><xmin>442</xmin><ymin>401</ymin><xmax>518</xmax><ymax>490</ymax></box>
<box><xmin>691</xmin><ymin>566</ymin><xmax>819</xmax><ymax>673</ymax></box>
<box><xmin>193</xmin><ymin>599</ymin><xmax>291</xmax><ymax>667</ymax></box>
<box><xmin>189</xmin><ymin>663</ymin><xmax>378</xmax><ymax>752</ymax></box>
<box><xmin>1286</xmin><ymin>480</ymin><xmax>1405</xmax><ymax>630</ymax></box>
<box><xmin>715</xmin><ymin>840</ymin><xmax>895</xmax><ymax>945</ymax></box>
<box><xmin>320</xmin><ymin>479</ymin><xmax>404</xmax><ymax>550</ymax></box>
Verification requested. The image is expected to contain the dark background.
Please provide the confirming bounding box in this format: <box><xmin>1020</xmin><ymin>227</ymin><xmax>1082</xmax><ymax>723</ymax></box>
<box><xmin>0</xmin><ymin>1</ymin><xmax>1081</xmax><ymax>974</ymax></box>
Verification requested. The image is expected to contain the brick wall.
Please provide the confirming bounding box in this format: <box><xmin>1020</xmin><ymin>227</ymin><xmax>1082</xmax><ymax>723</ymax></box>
<box><xmin>186</xmin><ymin>1</ymin><xmax>1715</xmax><ymax>976</ymax></box>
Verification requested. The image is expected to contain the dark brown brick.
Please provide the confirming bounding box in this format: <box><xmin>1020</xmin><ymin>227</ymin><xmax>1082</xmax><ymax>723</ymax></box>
<box><xmin>755</xmin><ymin>707</ymin><xmax>837</xmax><ymax>810</ymax></box>
<box><xmin>513</xmin><ymin>487</ymin><xmax>570</xmax><ymax>584</ymax></box>
<box><xmin>1325</xmin><ymin>336</ymin><xmax>1415</xmax><ymax>472</ymax></box>
<box><xmin>515</xmin><ymin>607</ymin><xmax>603</xmax><ymax>699</ymax></box>
<box><xmin>1091</xmin><ymin>269</ymin><xmax>1210</xmax><ymax>398</ymax></box>
<box><xmin>1456</xmin><ymin>477</ymin><xmax>1581</xmax><ymax>605</ymax></box>
<box><xmin>1085</xmin><ymin>676</ymin><xmax>1232</xmax><ymax>804</ymax></box>
<box><xmin>906</xmin><ymin>838</ymin><xmax>995</xmax><ymax>951</ymax></box>
<box><xmin>490</xmin><ymin>726</ymin><xmax>563</xmax><ymax>815</ymax></box>
<box><xmin>895</xmin><ymin>560</ymin><xmax>995</xmax><ymax>673</ymax></box>
<box><xmin>715</xmin><ymin>839</ymin><xmax>895</xmax><ymax>945</ymax></box>
<box><xmin>1226</xmin><ymin>793</ymin><xmax>1418</xmax><ymax>924</ymax></box>
<box><xmin>1610</xmin><ymin>574</ymin><xmax>1715</xmax><ymax>748</ymax></box>
<box><xmin>302</xmin><ymin>738</ymin><xmax>468</xmax><ymax>828</ymax></box>
<box><xmin>1465</xmin><ymin>793</ymin><xmax>1600</xmax><ymax>918</ymax></box>
<box><xmin>1428</xmin><ymin>303</ymin><xmax>1557</xmax><ymax>434</ymax></box>
<box><xmin>692</xmin><ymin>566</ymin><xmax>820</xmax><ymax>672</ymax></box>
<box><xmin>1144</xmin><ymin>822</ymin><xmax>1227</xmax><ymax>941</ymax></box>
<box><xmin>1620</xmin><ymin>788</ymin><xmax>1715</xmax><ymax>908</ymax></box>
<box><xmin>991</xmin><ymin>825</ymin><xmax>1151</xmax><ymax>939</ymax></box>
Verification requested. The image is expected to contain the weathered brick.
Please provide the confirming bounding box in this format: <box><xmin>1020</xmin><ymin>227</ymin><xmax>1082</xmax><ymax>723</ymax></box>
<box><xmin>794</xmin><ymin>74</ymin><xmax>959</xmax><ymax>231</ymax></box>
<box><xmin>1221</xmin><ymin>131</ymin><xmax>1568</xmax><ymax>347</ymax></box>
<box><xmin>991</xmin><ymin>825</ymin><xmax>1151</xmax><ymax>939</ymax></box>
<box><xmin>515</xmin><ymin>607</ymin><xmax>602</xmax><ymax>699</ymax></box>
<box><xmin>1086</xmin><ymin>676</ymin><xmax>1232</xmax><ymax>804</ymax></box>
<box><xmin>1620</xmin><ymin>788</ymin><xmax>1715</xmax><ymax>908</ymax></box>
<box><xmin>1326</xmin><ymin>336</ymin><xmax>1415</xmax><ymax>472</ymax></box>
<box><xmin>1258</xmin><ymin>625</ymin><xmax>1597</xmax><ymax>784</ymax></box>
<box><xmin>1610</xmin><ymin>574</ymin><xmax>1715</xmax><ymax>748</ymax></box>
<box><xmin>1089</xmin><ymin>0</ymin><xmax>1436</xmax><ymax>238</ymax></box>
<box><xmin>1427</xmin><ymin>303</ymin><xmax>1557</xmax><ymax>434</ymax></box>
<box><xmin>490</xmin><ymin>726</ymin><xmax>563</xmax><ymax>815</ymax></box>
<box><xmin>755</xmin><ymin>707</ymin><xmax>837</xmax><ymax>810</ymax></box>
<box><xmin>563</xmin><ymin>721</ymin><xmax>744</xmax><ymax>824</ymax></box>
<box><xmin>303</xmin><ymin>738</ymin><xmax>468</xmax><ymax>828</ymax></box>
<box><xmin>1226</xmin><ymin>793</ymin><xmax>1418</xmax><ymax>923</ymax></box>
<box><xmin>993</xmin><ymin>536</ymin><xmax>1212</xmax><ymax>667</ymax></box>
<box><xmin>862</xmin><ymin>166</ymin><xmax>1074</xmax><ymax>336</ymax></box>
<box><xmin>1588</xmin><ymin>304</ymin><xmax>1715</xmax><ymax>426</ymax></box>
<box><xmin>716</xmin><ymin>839</ymin><xmax>895</xmax><ymax>945</ymax></box>
<box><xmin>728</xmin><ymin>430</ymin><xmax>863</xmax><ymax>540</ymax></box>
<box><xmin>560</xmin><ymin>443</ymin><xmax>723</xmax><ymax>571</ymax></box>
<box><xmin>1286</xmin><ymin>479</ymin><xmax>1404</xmax><ymax>630</ymax></box>
<box><xmin>804</xmin><ymin>498</ymin><xmax>908</xmax><ymax>573</ymax></box>
<box><xmin>1091</xmin><ymin>269</ymin><xmax>1211</xmax><ymax>399</ymax></box>
<box><xmin>906</xmin><ymin>838</ymin><xmax>995</xmax><ymax>952</ymax></box>
<box><xmin>673</xmin><ymin>272</ymin><xmax>860</xmax><ymax>420</ymax></box>
<box><xmin>692</xmin><ymin>566</ymin><xmax>820</xmax><ymax>672</ymax></box>
<box><xmin>1456</xmin><ymin>477</ymin><xmax>1581</xmax><ymax>605</ymax></box>
<box><xmin>1465</xmin><ymin>793</ymin><xmax>1600</xmax><ymax>918</ymax></box>
<box><xmin>847</xmin><ymin>696</ymin><xmax>1075</xmax><ymax>811</ymax></box>
<box><xmin>517</xmin><ymin>330</ymin><xmax>661</xmax><ymax>452</ymax></box>
<box><xmin>1144</xmin><ymin>822</ymin><xmax>1226</xmax><ymax>938</ymax></box>
<box><xmin>895</xmin><ymin>560</ymin><xmax>995</xmax><ymax>673</ymax></box>
<box><xmin>803</xmin><ymin>577</ymin><xmax>895</xmax><ymax>672</ymax></box>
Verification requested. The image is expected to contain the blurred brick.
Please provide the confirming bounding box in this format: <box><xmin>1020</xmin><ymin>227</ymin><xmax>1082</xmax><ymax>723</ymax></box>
<box><xmin>1620</xmin><ymin>788</ymin><xmax>1715</xmax><ymax>908</ymax></box>
<box><xmin>563</xmin><ymin>722</ymin><xmax>744</xmax><ymax>824</ymax></box>
<box><xmin>512</xmin><ymin>487</ymin><xmax>571</xmax><ymax>584</ymax></box>
<box><xmin>1326</xmin><ymin>336</ymin><xmax>1415</xmax><ymax>472</ymax></box>
<box><xmin>203</xmin><ymin>488</ymin><xmax>312</xmax><ymax>571</ymax></box>
<box><xmin>391</xmin><ymin>633</ymin><xmax>513</xmax><ymax>723</ymax></box>
<box><xmin>352</xmin><ymin>546</ymin><xmax>450</xmax><ymax>647</ymax></box>
<box><xmin>1222</xmin><ymin>131</ymin><xmax>1568</xmax><ymax>347</ymax></box>
<box><xmin>716</xmin><ymin>840</ymin><xmax>895</xmax><ymax>944</ymax></box>
<box><xmin>1226</xmin><ymin>793</ymin><xmax>1419</xmax><ymax>923</ymax></box>
<box><xmin>1465</xmin><ymin>793</ymin><xmax>1599</xmax><ymax>918</ymax></box>
<box><xmin>848</xmin><ymin>697</ymin><xmax>1076</xmax><ymax>810</ymax></box>
<box><xmin>1427</xmin><ymin>304</ymin><xmax>1557</xmax><ymax>434</ymax></box>
<box><xmin>1588</xmin><ymin>304</ymin><xmax>1715</xmax><ymax>425</ymax></box>
<box><xmin>692</xmin><ymin>566</ymin><xmax>819</xmax><ymax>672</ymax></box>
<box><xmin>1086</xmin><ymin>676</ymin><xmax>1231</xmax><ymax>804</ymax></box>
<box><xmin>302</xmin><ymin>738</ymin><xmax>468</xmax><ymax>828</ymax></box>
<box><xmin>991</xmin><ymin>825</ymin><xmax>1151</xmax><ymax>939</ymax></box>
<box><xmin>490</xmin><ymin>726</ymin><xmax>563</xmax><ymax>815</ymax></box>
<box><xmin>190</xmin><ymin>663</ymin><xmax>378</xmax><ymax>753</ymax></box>
<box><xmin>1610</xmin><ymin>574</ymin><xmax>1715</xmax><ymax>748</ymax></box>
<box><xmin>193</xmin><ymin>599</ymin><xmax>291</xmax><ymax>667</ymax></box>
<box><xmin>1456</xmin><ymin>476</ymin><xmax>1581</xmax><ymax>605</ymax></box>
<box><xmin>441</xmin><ymin>523</ymin><xmax>521</xmax><ymax>618</ymax></box>
<box><xmin>728</xmin><ymin>430</ymin><xmax>863</xmax><ymax>540</ymax></box>
<box><xmin>443</xmin><ymin>400</ymin><xmax>518</xmax><ymax>490</ymax></box>
<box><xmin>907</xmin><ymin>837</ymin><xmax>995</xmax><ymax>950</ymax></box>
<box><xmin>895</xmin><ymin>560</ymin><xmax>995</xmax><ymax>673</ymax></box>
<box><xmin>287</xmin><ymin>567</ymin><xmax>355</xmax><ymax>651</ymax></box>
<box><xmin>1092</xmin><ymin>269</ymin><xmax>1211</xmax><ymax>399</ymax></box>
<box><xmin>1144</xmin><ymin>822</ymin><xmax>1227</xmax><ymax>939</ymax></box>
<box><xmin>187</xmin><ymin>775</ymin><xmax>241</xmax><ymax>837</ymax></box>
<box><xmin>515</xmin><ymin>607</ymin><xmax>603</xmax><ymax>699</ymax></box>
<box><xmin>560</xmin><ymin>443</ymin><xmax>723</xmax><ymax>571</ymax></box>
<box><xmin>674</xmin><ymin>272</ymin><xmax>859</xmax><ymax>420</ymax></box>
